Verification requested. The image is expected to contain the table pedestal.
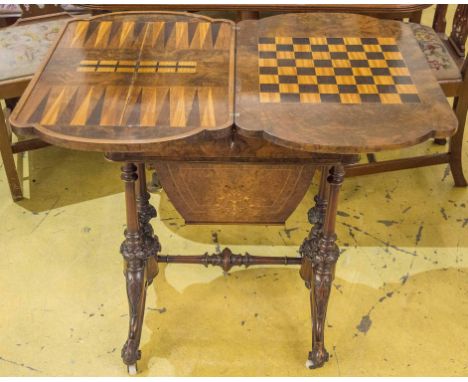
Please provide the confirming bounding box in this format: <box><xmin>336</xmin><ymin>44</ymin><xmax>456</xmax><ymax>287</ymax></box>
<box><xmin>118</xmin><ymin>161</ymin><xmax>345</xmax><ymax>372</ymax></box>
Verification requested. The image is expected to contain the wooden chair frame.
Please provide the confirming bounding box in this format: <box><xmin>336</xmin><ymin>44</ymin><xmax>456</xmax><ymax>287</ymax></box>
<box><xmin>346</xmin><ymin>5</ymin><xmax>468</xmax><ymax>187</ymax></box>
<box><xmin>0</xmin><ymin>10</ymin><xmax>72</xmax><ymax>200</ymax></box>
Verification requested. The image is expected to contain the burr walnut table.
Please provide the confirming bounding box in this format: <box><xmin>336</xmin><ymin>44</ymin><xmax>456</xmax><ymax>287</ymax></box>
<box><xmin>10</xmin><ymin>11</ymin><xmax>457</xmax><ymax>374</ymax></box>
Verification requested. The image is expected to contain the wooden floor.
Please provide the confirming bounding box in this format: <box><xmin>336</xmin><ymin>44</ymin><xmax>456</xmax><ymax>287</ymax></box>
<box><xmin>0</xmin><ymin>6</ymin><xmax>467</xmax><ymax>377</ymax></box>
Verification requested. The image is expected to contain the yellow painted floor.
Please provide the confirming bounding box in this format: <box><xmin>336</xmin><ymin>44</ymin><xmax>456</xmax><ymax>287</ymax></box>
<box><xmin>1</xmin><ymin>6</ymin><xmax>468</xmax><ymax>377</ymax></box>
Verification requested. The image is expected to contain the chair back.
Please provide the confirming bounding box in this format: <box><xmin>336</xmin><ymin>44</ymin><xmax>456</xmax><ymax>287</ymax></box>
<box><xmin>433</xmin><ymin>4</ymin><xmax>467</xmax><ymax>59</ymax></box>
<box><xmin>433</xmin><ymin>5</ymin><xmax>467</xmax><ymax>78</ymax></box>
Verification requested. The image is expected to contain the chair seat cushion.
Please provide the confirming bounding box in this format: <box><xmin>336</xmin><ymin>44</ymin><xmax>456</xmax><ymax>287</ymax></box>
<box><xmin>0</xmin><ymin>4</ymin><xmax>84</xmax><ymax>16</ymax></box>
<box><xmin>0</xmin><ymin>17</ymin><xmax>68</xmax><ymax>82</ymax></box>
<box><xmin>410</xmin><ymin>23</ymin><xmax>461</xmax><ymax>82</ymax></box>
<box><xmin>0</xmin><ymin>4</ymin><xmax>20</xmax><ymax>18</ymax></box>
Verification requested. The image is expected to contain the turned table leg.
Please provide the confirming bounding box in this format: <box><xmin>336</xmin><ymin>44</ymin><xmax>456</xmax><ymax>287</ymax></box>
<box><xmin>136</xmin><ymin>163</ymin><xmax>161</xmax><ymax>285</ymax></box>
<box><xmin>300</xmin><ymin>164</ymin><xmax>344</xmax><ymax>369</ymax></box>
<box><xmin>120</xmin><ymin>162</ymin><xmax>160</xmax><ymax>374</ymax></box>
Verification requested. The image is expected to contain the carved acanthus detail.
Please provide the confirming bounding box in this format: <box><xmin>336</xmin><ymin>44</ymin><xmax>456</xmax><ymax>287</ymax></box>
<box><xmin>307</xmin><ymin>194</ymin><xmax>327</xmax><ymax>226</ymax></box>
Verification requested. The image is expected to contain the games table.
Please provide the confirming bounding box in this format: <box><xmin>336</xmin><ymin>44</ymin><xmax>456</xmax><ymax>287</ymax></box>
<box><xmin>10</xmin><ymin>11</ymin><xmax>457</xmax><ymax>374</ymax></box>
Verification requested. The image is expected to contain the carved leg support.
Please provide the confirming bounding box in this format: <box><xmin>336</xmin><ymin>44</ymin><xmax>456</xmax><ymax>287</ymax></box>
<box><xmin>120</xmin><ymin>163</ymin><xmax>160</xmax><ymax>371</ymax></box>
<box><xmin>300</xmin><ymin>164</ymin><xmax>344</xmax><ymax>369</ymax></box>
<box><xmin>147</xmin><ymin>169</ymin><xmax>162</xmax><ymax>192</ymax></box>
<box><xmin>300</xmin><ymin>166</ymin><xmax>330</xmax><ymax>288</ymax></box>
<box><xmin>307</xmin><ymin>166</ymin><xmax>330</xmax><ymax>240</ymax></box>
<box><xmin>136</xmin><ymin>163</ymin><xmax>161</xmax><ymax>285</ymax></box>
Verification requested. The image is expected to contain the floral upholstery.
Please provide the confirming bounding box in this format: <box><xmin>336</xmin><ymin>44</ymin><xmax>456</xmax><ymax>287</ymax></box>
<box><xmin>0</xmin><ymin>4</ymin><xmax>83</xmax><ymax>16</ymax></box>
<box><xmin>0</xmin><ymin>17</ymin><xmax>68</xmax><ymax>82</ymax></box>
<box><xmin>410</xmin><ymin>23</ymin><xmax>461</xmax><ymax>82</ymax></box>
<box><xmin>0</xmin><ymin>4</ymin><xmax>20</xmax><ymax>15</ymax></box>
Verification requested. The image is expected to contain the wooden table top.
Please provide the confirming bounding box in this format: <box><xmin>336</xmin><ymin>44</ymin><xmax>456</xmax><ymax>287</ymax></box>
<box><xmin>10</xmin><ymin>12</ymin><xmax>236</xmax><ymax>151</ymax></box>
<box><xmin>10</xmin><ymin>12</ymin><xmax>457</xmax><ymax>154</ymax></box>
<box><xmin>235</xmin><ymin>13</ymin><xmax>457</xmax><ymax>153</ymax></box>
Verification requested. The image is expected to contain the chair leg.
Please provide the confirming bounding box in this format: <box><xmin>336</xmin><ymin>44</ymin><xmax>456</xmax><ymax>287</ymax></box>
<box><xmin>0</xmin><ymin>105</ymin><xmax>23</xmax><ymax>200</ymax></box>
<box><xmin>434</xmin><ymin>138</ymin><xmax>447</xmax><ymax>145</ymax></box>
<box><xmin>449</xmin><ymin>93</ymin><xmax>468</xmax><ymax>187</ymax></box>
<box><xmin>409</xmin><ymin>10</ymin><xmax>423</xmax><ymax>23</ymax></box>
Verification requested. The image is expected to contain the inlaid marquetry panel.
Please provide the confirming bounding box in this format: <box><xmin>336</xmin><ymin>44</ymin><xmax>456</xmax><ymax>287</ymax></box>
<box><xmin>10</xmin><ymin>12</ymin><xmax>235</xmax><ymax>151</ymax></box>
<box><xmin>258</xmin><ymin>37</ymin><xmax>420</xmax><ymax>104</ymax></box>
<box><xmin>63</xmin><ymin>18</ymin><xmax>231</xmax><ymax>50</ymax></box>
<box><xmin>154</xmin><ymin>161</ymin><xmax>316</xmax><ymax>224</ymax></box>
<box><xmin>236</xmin><ymin>13</ymin><xmax>457</xmax><ymax>154</ymax></box>
<box><xmin>77</xmin><ymin>59</ymin><xmax>197</xmax><ymax>74</ymax></box>
<box><xmin>24</xmin><ymin>85</ymin><xmax>225</xmax><ymax>128</ymax></box>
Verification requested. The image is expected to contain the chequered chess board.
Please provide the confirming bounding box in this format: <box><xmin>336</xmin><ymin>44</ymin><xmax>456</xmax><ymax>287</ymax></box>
<box><xmin>258</xmin><ymin>37</ymin><xmax>420</xmax><ymax>104</ymax></box>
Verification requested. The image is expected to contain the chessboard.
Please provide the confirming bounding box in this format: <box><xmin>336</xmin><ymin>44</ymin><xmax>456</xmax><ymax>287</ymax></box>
<box><xmin>258</xmin><ymin>36</ymin><xmax>421</xmax><ymax>104</ymax></box>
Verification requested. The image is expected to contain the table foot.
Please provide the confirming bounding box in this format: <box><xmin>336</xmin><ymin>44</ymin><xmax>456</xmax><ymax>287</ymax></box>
<box><xmin>122</xmin><ymin>337</ymin><xmax>142</xmax><ymax>367</ymax></box>
<box><xmin>306</xmin><ymin>348</ymin><xmax>329</xmax><ymax>369</ymax></box>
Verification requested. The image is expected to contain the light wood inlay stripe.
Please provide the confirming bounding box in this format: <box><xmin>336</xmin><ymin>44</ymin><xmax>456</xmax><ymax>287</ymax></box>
<box><xmin>77</xmin><ymin>60</ymin><xmax>197</xmax><ymax>74</ymax></box>
<box><xmin>119</xmin><ymin>21</ymin><xmax>134</xmax><ymax>48</ymax></box>
<box><xmin>71</xmin><ymin>21</ymin><xmax>89</xmax><ymax>47</ymax></box>
<box><xmin>70</xmin><ymin>87</ymin><xmax>94</xmax><ymax>125</ymax></box>
<box><xmin>94</xmin><ymin>21</ymin><xmax>112</xmax><ymax>48</ymax></box>
<box><xmin>200</xmin><ymin>88</ymin><xmax>216</xmax><ymax>127</ymax></box>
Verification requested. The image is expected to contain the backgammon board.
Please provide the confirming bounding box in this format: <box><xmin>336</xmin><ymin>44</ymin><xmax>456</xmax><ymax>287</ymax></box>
<box><xmin>12</xmin><ymin>13</ymin><xmax>235</xmax><ymax>150</ymax></box>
